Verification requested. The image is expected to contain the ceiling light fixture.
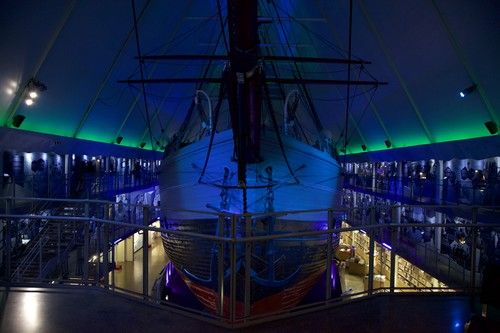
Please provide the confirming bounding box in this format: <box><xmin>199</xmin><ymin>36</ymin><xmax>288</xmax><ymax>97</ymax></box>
<box><xmin>22</xmin><ymin>78</ymin><xmax>47</xmax><ymax>106</ymax></box>
<box><xmin>116</xmin><ymin>136</ymin><xmax>123</xmax><ymax>144</ymax></box>
<box><xmin>384</xmin><ymin>140</ymin><xmax>392</xmax><ymax>148</ymax></box>
<box><xmin>12</xmin><ymin>115</ymin><xmax>26</xmax><ymax>128</ymax></box>
<box><xmin>484</xmin><ymin>121</ymin><xmax>498</xmax><ymax>135</ymax></box>
<box><xmin>459</xmin><ymin>84</ymin><xmax>476</xmax><ymax>98</ymax></box>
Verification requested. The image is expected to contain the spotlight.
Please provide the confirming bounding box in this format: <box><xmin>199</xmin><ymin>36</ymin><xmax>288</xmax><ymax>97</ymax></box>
<box><xmin>361</xmin><ymin>144</ymin><xmax>367</xmax><ymax>151</ymax></box>
<box><xmin>484</xmin><ymin>121</ymin><xmax>498</xmax><ymax>135</ymax></box>
<box><xmin>139</xmin><ymin>142</ymin><xmax>146</xmax><ymax>148</ymax></box>
<box><xmin>23</xmin><ymin>78</ymin><xmax>47</xmax><ymax>105</ymax></box>
<box><xmin>384</xmin><ymin>139</ymin><xmax>392</xmax><ymax>148</ymax></box>
<box><xmin>116</xmin><ymin>136</ymin><xmax>123</xmax><ymax>144</ymax></box>
<box><xmin>459</xmin><ymin>84</ymin><xmax>476</xmax><ymax>98</ymax></box>
<box><xmin>12</xmin><ymin>115</ymin><xmax>26</xmax><ymax>128</ymax></box>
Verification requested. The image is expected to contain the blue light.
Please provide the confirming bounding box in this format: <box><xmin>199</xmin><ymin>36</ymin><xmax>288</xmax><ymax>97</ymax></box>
<box><xmin>454</xmin><ymin>322</ymin><xmax>460</xmax><ymax>328</ymax></box>
<box><xmin>459</xmin><ymin>92</ymin><xmax>465</xmax><ymax>98</ymax></box>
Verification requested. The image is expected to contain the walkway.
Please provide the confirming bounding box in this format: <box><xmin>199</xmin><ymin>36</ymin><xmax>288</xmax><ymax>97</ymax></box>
<box><xmin>0</xmin><ymin>287</ymin><xmax>492</xmax><ymax>332</ymax></box>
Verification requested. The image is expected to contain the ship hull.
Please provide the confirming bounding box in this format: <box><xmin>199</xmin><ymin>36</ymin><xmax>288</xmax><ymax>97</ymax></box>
<box><xmin>159</xmin><ymin>129</ymin><xmax>341</xmax><ymax>316</ymax></box>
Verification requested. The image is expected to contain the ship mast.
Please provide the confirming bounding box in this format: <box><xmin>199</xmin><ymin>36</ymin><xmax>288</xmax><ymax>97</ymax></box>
<box><xmin>226</xmin><ymin>0</ymin><xmax>262</xmax><ymax>213</ymax></box>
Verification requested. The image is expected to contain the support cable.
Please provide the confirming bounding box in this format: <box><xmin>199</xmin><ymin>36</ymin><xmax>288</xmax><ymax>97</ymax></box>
<box><xmin>343</xmin><ymin>0</ymin><xmax>353</xmax><ymax>155</ymax></box>
<box><xmin>131</xmin><ymin>0</ymin><xmax>154</xmax><ymax>150</ymax></box>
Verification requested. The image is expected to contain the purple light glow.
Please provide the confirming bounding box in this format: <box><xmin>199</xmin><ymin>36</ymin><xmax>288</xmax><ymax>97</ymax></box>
<box><xmin>382</xmin><ymin>242</ymin><xmax>392</xmax><ymax>250</ymax></box>
<box><xmin>330</xmin><ymin>262</ymin><xmax>337</xmax><ymax>290</ymax></box>
<box><xmin>165</xmin><ymin>261</ymin><xmax>174</xmax><ymax>287</ymax></box>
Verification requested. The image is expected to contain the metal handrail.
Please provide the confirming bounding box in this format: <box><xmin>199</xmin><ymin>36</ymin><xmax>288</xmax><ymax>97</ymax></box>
<box><xmin>12</xmin><ymin>236</ymin><xmax>49</xmax><ymax>281</ymax></box>
<box><xmin>2</xmin><ymin>200</ymin><xmax>497</xmax><ymax>328</ymax></box>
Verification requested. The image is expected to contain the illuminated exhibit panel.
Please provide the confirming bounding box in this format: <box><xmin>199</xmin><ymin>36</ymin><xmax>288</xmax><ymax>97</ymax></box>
<box><xmin>340</xmin><ymin>222</ymin><xmax>448</xmax><ymax>291</ymax></box>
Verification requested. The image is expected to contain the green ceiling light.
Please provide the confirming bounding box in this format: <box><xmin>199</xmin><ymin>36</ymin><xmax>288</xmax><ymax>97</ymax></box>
<box><xmin>384</xmin><ymin>139</ymin><xmax>392</xmax><ymax>148</ymax></box>
<box><xmin>484</xmin><ymin>121</ymin><xmax>498</xmax><ymax>135</ymax></box>
<box><xmin>361</xmin><ymin>144</ymin><xmax>367</xmax><ymax>151</ymax></box>
<box><xmin>139</xmin><ymin>142</ymin><xmax>146</xmax><ymax>148</ymax></box>
<box><xmin>116</xmin><ymin>136</ymin><xmax>123</xmax><ymax>144</ymax></box>
<box><xmin>12</xmin><ymin>115</ymin><xmax>26</xmax><ymax>128</ymax></box>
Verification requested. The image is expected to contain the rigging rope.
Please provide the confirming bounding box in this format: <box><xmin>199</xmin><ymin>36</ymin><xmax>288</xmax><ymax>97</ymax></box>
<box><xmin>197</xmin><ymin>79</ymin><xmax>226</xmax><ymax>183</ymax></box>
<box><xmin>264</xmin><ymin>81</ymin><xmax>299</xmax><ymax>184</ymax></box>
<box><xmin>216</xmin><ymin>0</ymin><xmax>230</xmax><ymax>54</ymax></box>
<box><xmin>269</xmin><ymin>0</ymin><xmax>325</xmax><ymax>137</ymax></box>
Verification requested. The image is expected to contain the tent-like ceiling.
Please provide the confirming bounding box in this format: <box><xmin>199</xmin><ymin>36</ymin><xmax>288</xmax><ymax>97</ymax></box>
<box><xmin>1</xmin><ymin>0</ymin><xmax>499</xmax><ymax>159</ymax></box>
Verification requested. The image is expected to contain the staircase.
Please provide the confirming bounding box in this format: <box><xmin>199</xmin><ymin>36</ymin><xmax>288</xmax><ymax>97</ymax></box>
<box><xmin>11</xmin><ymin>206</ymin><xmax>84</xmax><ymax>282</ymax></box>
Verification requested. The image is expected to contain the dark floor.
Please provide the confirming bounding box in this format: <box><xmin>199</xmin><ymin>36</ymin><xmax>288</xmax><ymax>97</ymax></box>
<box><xmin>0</xmin><ymin>287</ymin><xmax>494</xmax><ymax>333</ymax></box>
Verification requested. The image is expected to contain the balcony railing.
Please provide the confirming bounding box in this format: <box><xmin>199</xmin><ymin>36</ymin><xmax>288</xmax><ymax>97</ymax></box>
<box><xmin>0</xmin><ymin>196</ymin><xmax>498</xmax><ymax>328</ymax></box>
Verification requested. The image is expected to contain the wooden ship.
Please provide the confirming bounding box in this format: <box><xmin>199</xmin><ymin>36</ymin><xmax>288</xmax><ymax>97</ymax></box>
<box><xmin>120</xmin><ymin>0</ymin><xmax>385</xmax><ymax>318</ymax></box>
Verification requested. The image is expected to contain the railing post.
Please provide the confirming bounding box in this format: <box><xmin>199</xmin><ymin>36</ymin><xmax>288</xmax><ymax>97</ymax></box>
<box><xmin>142</xmin><ymin>205</ymin><xmax>150</xmax><ymax>299</ymax></box>
<box><xmin>4</xmin><ymin>199</ymin><xmax>12</xmax><ymax>282</ymax></box>
<box><xmin>217</xmin><ymin>214</ymin><xmax>225</xmax><ymax>317</ymax></box>
<box><xmin>111</xmin><ymin>224</ymin><xmax>115</xmax><ymax>292</ymax></box>
<box><xmin>102</xmin><ymin>214</ymin><xmax>109</xmax><ymax>288</ymax></box>
<box><xmin>325</xmin><ymin>209</ymin><xmax>333</xmax><ymax>300</ymax></box>
<box><xmin>470</xmin><ymin>207</ymin><xmax>478</xmax><ymax>291</ymax></box>
<box><xmin>96</xmin><ymin>221</ymin><xmax>101</xmax><ymax>284</ymax></box>
<box><xmin>38</xmin><ymin>237</ymin><xmax>43</xmax><ymax>280</ymax></box>
<box><xmin>368</xmin><ymin>209</ymin><xmax>375</xmax><ymax>294</ymax></box>
<box><xmin>244</xmin><ymin>214</ymin><xmax>251</xmax><ymax>319</ymax></box>
<box><xmin>229</xmin><ymin>215</ymin><xmax>237</xmax><ymax>322</ymax></box>
<box><xmin>57</xmin><ymin>223</ymin><xmax>61</xmax><ymax>267</ymax></box>
<box><xmin>390</xmin><ymin>209</ymin><xmax>397</xmax><ymax>293</ymax></box>
<box><xmin>83</xmin><ymin>201</ymin><xmax>89</xmax><ymax>284</ymax></box>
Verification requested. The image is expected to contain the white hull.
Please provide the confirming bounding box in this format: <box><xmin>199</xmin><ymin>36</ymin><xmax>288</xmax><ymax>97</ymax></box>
<box><xmin>160</xmin><ymin>129</ymin><xmax>340</xmax><ymax>219</ymax></box>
